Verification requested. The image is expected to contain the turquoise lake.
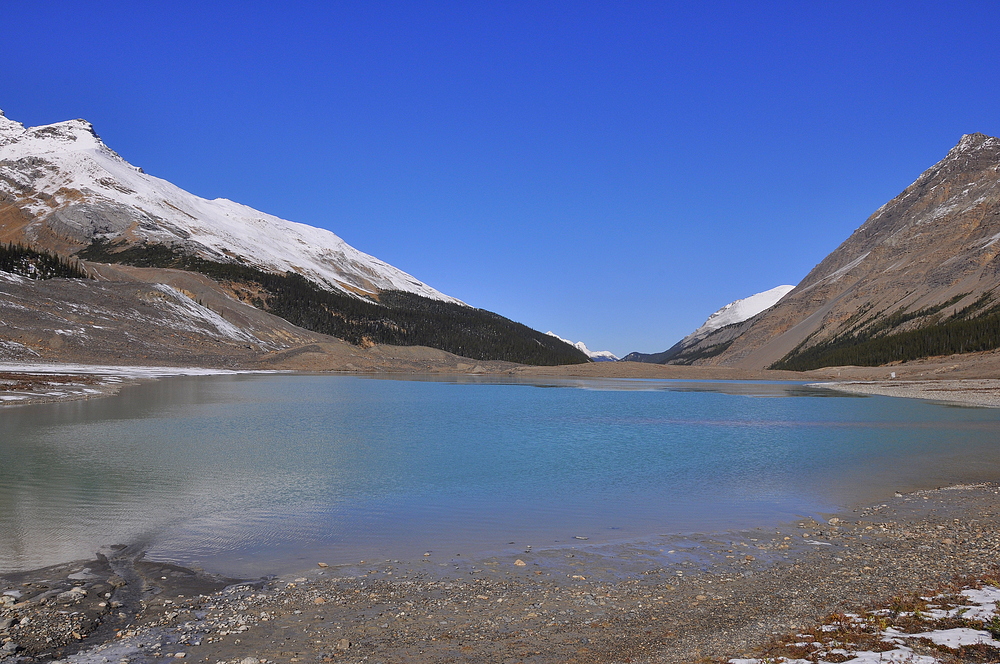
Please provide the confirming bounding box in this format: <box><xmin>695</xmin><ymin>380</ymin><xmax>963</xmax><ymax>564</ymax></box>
<box><xmin>3</xmin><ymin>374</ymin><xmax>1000</xmax><ymax>576</ymax></box>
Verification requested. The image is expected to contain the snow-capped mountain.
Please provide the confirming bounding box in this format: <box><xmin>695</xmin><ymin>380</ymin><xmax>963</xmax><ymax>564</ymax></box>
<box><xmin>545</xmin><ymin>332</ymin><xmax>619</xmax><ymax>361</ymax></box>
<box><xmin>621</xmin><ymin>285</ymin><xmax>793</xmax><ymax>364</ymax></box>
<box><xmin>0</xmin><ymin>110</ymin><xmax>458</xmax><ymax>303</ymax></box>
<box><xmin>0</xmin><ymin>111</ymin><xmax>590</xmax><ymax>367</ymax></box>
<box><xmin>678</xmin><ymin>285</ymin><xmax>795</xmax><ymax>347</ymax></box>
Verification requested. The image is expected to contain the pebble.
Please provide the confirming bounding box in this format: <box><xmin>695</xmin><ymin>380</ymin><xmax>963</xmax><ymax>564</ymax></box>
<box><xmin>67</xmin><ymin>568</ymin><xmax>99</xmax><ymax>581</ymax></box>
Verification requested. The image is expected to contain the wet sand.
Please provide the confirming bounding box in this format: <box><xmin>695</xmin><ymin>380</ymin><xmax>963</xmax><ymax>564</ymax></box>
<box><xmin>4</xmin><ymin>483</ymin><xmax>1000</xmax><ymax>663</ymax></box>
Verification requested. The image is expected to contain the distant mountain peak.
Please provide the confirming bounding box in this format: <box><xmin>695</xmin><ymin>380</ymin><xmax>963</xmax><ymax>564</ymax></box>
<box><xmin>545</xmin><ymin>332</ymin><xmax>619</xmax><ymax>361</ymax></box>
<box><xmin>620</xmin><ymin>285</ymin><xmax>793</xmax><ymax>365</ymax></box>
<box><xmin>682</xmin><ymin>285</ymin><xmax>795</xmax><ymax>344</ymax></box>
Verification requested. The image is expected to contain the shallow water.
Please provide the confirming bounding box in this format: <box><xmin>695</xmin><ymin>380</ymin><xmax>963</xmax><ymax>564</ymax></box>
<box><xmin>2</xmin><ymin>374</ymin><xmax>1000</xmax><ymax>576</ymax></box>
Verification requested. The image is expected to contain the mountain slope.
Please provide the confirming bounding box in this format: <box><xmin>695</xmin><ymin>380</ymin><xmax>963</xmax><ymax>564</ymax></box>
<box><xmin>704</xmin><ymin>133</ymin><xmax>1000</xmax><ymax>370</ymax></box>
<box><xmin>622</xmin><ymin>285</ymin><xmax>793</xmax><ymax>364</ymax></box>
<box><xmin>0</xmin><ymin>111</ymin><xmax>588</xmax><ymax>366</ymax></box>
<box><xmin>0</xmin><ymin>262</ymin><xmax>529</xmax><ymax>373</ymax></box>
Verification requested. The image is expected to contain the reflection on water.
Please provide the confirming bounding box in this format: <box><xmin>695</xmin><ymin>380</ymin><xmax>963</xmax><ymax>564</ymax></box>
<box><xmin>2</xmin><ymin>374</ymin><xmax>1000</xmax><ymax>576</ymax></box>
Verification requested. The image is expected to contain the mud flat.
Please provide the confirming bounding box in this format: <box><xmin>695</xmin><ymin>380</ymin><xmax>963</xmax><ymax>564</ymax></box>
<box><xmin>3</xmin><ymin>484</ymin><xmax>1000</xmax><ymax>663</ymax></box>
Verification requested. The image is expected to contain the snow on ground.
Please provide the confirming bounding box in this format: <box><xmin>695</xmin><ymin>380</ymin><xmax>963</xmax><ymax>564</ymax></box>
<box><xmin>731</xmin><ymin>650</ymin><xmax>938</xmax><ymax>664</ymax></box>
<box><xmin>903</xmin><ymin>627</ymin><xmax>1000</xmax><ymax>648</ymax></box>
<box><xmin>545</xmin><ymin>332</ymin><xmax>619</xmax><ymax>361</ymax></box>
<box><xmin>0</xmin><ymin>341</ymin><xmax>38</xmax><ymax>358</ymax></box>
<box><xmin>0</xmin><ymin>363</ymin><xmax>274</xmax><ymax>377</ymax></box>
<box><xmin>731</xmin><ymin>584</ymin><xmax>1000</xmax><ymax>664</ymax></box>
<box><xmin>958</xmin><ymin>586</ymin><xmax>1000</xmax><ymax>620</ymax></box>
<box><xmin>0</xmin><ymin>110</ymin><xmax>461</xmax><ymax>304</ymax></box>
<box><xmin>0</xmin><ymin>363</ymin><xmax>283</xmax><ymax>407</ymax></box>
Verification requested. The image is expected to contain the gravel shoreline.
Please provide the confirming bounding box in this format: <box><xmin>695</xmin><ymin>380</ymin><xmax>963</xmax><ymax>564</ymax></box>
<box><xmin>812</xmin><ymin>379</ymin><xmax>1000</xmax><ymax>408</ymax></box>
<box><xmin>4</xmin><ymin>484</ymin><xmax>1000</xmax><ymax>664</ymax></box>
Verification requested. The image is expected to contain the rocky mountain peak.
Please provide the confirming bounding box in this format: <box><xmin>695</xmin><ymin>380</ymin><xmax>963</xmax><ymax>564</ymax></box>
<box><xmin>25</xmin><ymin>118</ymin><xmax>105</xmax><ymax>150</ymax></box>
<box><xmin>953</xmin><ymin>132</ymin><xmax>998</xmax><ymax>153</ymax></box>
<box><xmin>0</xmin><ymin>110</ymin><xmax>26</xmax><ymax>142</ymax></box>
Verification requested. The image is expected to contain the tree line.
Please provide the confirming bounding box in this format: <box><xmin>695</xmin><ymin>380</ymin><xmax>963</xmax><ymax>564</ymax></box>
<box><xmin>0</xmin><ymin>242</ymin><xmax>89</xmax><ymax>279</ymax></box>
<box><xmin>771</xmin><ymin>293</ymin><xmax>1000</xmax><ymax>371</ymax></box>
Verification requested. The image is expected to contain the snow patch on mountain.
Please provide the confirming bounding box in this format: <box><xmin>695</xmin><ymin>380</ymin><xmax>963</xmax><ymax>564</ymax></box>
<box><xmin>149</xmin><ymin>284</ymin><xmax>258</xmax><ymax>343</ymax></box>
<box><xmin>0</xmin><ymin>110</ymin><xmax>460</xmax><ymax>304</ymax></box>
<box><xmin>545</xmin><ymin>332</ymin><xmax>619</xmax><ymax>361</ymax></box>
<box><xmin>681</xmin><ymin>285</ymin><xmax>795</xmax><ymax>345</ymax></box>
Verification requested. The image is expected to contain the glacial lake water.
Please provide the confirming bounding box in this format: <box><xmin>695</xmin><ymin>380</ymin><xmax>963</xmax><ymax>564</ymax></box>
<box><xmin>3</xmin><ymin>373</ymin><xmax>1000</xmax><ymax>577</ymax></box>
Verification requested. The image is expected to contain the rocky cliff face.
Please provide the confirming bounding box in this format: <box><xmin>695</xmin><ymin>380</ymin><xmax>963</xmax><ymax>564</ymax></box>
<box><xmin>705</xmin><ymin>133</ymin><xmax>1000</xmax><ymax>370</ymax></box>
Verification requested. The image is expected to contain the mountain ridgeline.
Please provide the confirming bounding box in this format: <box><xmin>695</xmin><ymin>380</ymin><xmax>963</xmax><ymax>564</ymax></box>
<box><xmin>78</xmin><ymin>240</ymin><xmax>587</xmax><ymax>365</ymax></box>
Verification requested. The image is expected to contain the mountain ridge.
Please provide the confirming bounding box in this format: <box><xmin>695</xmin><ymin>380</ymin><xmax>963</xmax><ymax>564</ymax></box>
<box><xmin>0</xmin><ymin>109</ymin><xmax>458</xmax><ymax>303</ymax></box>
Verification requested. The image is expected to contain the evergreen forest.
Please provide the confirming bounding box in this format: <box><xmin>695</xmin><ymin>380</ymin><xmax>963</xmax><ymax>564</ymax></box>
<box><xmin>771</xmin><ymin>293</ymin><xmax>1000</xmax><ymax>370</ymax></box>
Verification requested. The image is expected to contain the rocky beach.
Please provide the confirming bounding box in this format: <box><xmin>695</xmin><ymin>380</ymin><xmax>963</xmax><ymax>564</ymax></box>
<box><xmin>4</xmin><ymin>481</ymin><xmax>1000</xmax><ymax>664</ymax></box>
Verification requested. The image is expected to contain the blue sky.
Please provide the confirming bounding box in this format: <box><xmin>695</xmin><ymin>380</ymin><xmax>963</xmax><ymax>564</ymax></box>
<box><xmin>6</xmin><ymin>1</ymin><xmax>1000</xmax><ymax>356</ymax></box>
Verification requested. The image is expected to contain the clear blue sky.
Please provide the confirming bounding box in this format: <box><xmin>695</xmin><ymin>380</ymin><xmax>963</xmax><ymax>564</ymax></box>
<box><xmin>6</xmin><ymin>1</ymin><xmax>1000</xmax><ymax>356</ymax></box>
